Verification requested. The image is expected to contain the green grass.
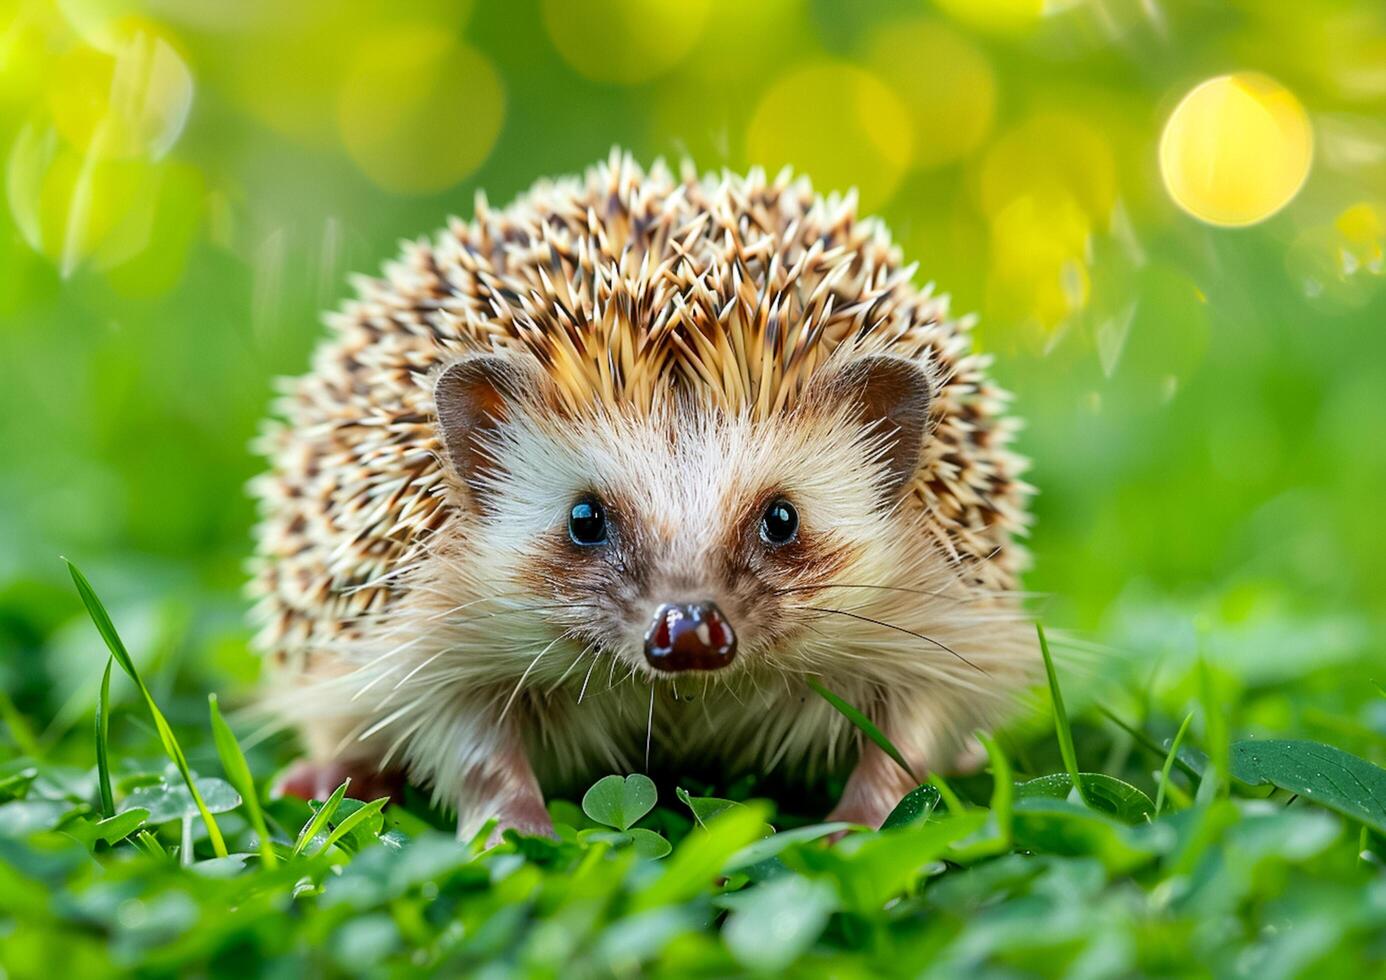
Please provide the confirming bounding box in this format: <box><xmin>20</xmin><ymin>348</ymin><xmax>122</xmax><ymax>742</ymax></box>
<box><xmin>1</xmin><ymin>567</ymin><xmax>1384</xmax><ymax>977</ymax></box>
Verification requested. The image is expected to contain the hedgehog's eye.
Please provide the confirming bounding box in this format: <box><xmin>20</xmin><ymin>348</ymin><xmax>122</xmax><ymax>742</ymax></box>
<box><xmin>760</xmin><ymin>498</ymin><xmax>798</xmax><ymax>546</ymax></box>
<box><xmin>568</xmin><ymin>497</ymin><xmax>608</xmax><ymax>547</ymax></box>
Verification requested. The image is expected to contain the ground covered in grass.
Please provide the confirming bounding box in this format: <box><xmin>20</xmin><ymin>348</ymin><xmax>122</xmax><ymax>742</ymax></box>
<box><xmin>1</xmin><ymin>569</ymin><xmax>1384</xmax><ymax>978</ymax></box>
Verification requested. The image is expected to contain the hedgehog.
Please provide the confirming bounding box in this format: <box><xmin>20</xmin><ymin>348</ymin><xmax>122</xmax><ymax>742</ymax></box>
<box><xmin>250</xmin><ymin>151</ymin><xmax>1034</xmax><ymax>838</ymax></box>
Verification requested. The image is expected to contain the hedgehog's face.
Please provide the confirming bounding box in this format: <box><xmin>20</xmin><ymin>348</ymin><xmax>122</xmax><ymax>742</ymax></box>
<box><xmin>433</xmin><ymin>351</ymin><xmax>935</xmax><ymax>684</ymax></box>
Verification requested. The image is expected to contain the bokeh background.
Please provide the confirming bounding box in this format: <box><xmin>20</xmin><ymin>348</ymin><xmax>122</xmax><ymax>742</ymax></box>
<box><xmin>2</xmin><ymin>0</ymin><xmax>1384</xmax><ymax>761</ymax></box>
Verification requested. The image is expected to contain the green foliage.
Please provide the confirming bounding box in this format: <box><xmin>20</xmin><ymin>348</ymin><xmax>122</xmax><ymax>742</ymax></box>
<box><xmin>207</xmin><ymin>693</ymin><xmax>276</xmax><ymax>868</ymax></box>
<box><xmin>1156</xmin><ymin>711</ymin><xmax>1195</xmax><ymax>816</ymax></box>
<box><xmin>582</xmin><ymin>773</ymin><xmax>656</xmax><ymax>832</ymax></box>
<box><xmin>675</xmin><ymin>787</ymin><xmax>742</xmax><ymax>828</ymax></box>
<box><xmin>1039</xmin><ymin>623</ymin><xmax>1085</xmax><ymax>804</ymax></box>
<box><xmin>0</xmin><ymin>769</ymin><xmax>37</xmax><ymax>805</ymax></box>
<box><xmin>2</xmin><ymin>654</ymin><xmax>1386</xmax><ymax>974</ymax></box>
<box><xmin>64</xmin><ymin>807</ymin><xmax>148</xmax><ymax>849</ymax></box>
<box><xmin>94</xmin><ymin>659</ymin><xmax>114</xmax><ymax>819</ymax></box>
<box><xmin>578</xmin><ymin>774</ymin><xmax>670</xmax><ymax>857</ymax></box>
<box><xmin>120</xmin><ymin>770</ymin><xmax>239</xmax><ymax>824</ymax></box>
<box><xmin>64</xmin><ymin>560</ymin><xmax>228</xmax><ymax>858</ymax></box>
<box><xmin>3</xmin><ymin>558</ymin><xmax>1383</xmax><ymax>975</ymax></box>
<box><xmin>1223</xmin><ymin>739</ymin><xmax>1386</xmax><ymax>836</ymax></box>
<box><xmin>316</xmin><ymin>798</ymin><xmax>391</xmax><ymax>857</ymax></box>
<box><xmin>881</xmin><ymin>784</ymin><xmax>942</xmax><ymax>830</ymax></box>
<box><xmin>292</xmin><ymin>780</ymin><xmax>350</xmax><ymax>858</ymax></box>
<box><xmin>1016</xmin><ymin>773</ymin><xmax>1155</xmax><ymax>823</ymax></box>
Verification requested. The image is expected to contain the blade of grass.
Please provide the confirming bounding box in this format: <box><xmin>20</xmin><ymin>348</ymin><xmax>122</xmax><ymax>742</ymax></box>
<box><xmin>1037</xmin><ymin>624</ymin><xmax>1085</xmax><ymax>805</ymax></box>
<box><xmin>929</xmin><ymin>773</ymin><xmax>966</xmax><ymax>815</ymax></box>
<box><xmin>314</xmin><ymin>797</ymin><xmax>389</xmax><ymax>856</ymax></box>
<box><xmin>976</xmin><ymin>730</ymin><xmax>1013</xmax><ymax>845</ymax></box>
<box><xmin>133</xmin><ymin>829</ymin><xmax>167</xmax><ymax>860</ymax></box>
<box><xmin>95</xmin><ymin>658</ymin><xmax>115</xmax><ymax>819</ymax></box>
<box><xmin>292</xmin><ymin>779</ymin><xmax>350</xmax><ymax>857</ymax></box>
<box><xmin>806</xmin><ymin>677</ymin><xmax>917</xmax><ymax>783</ymax></box>
<box><xmin>1155</xmin><ymin>712</ymin><xmax>1194</xmax><ymax>816</ymax></box>
<box><xmin>1097</xmin><ymin>706</ymin><xmax>1202</xmax><ymax>782</ymax></box>
<box><xmin>64</xmin><ymin>558</ymin><xmax>227</xmax><ymax>858</ymax></box>
<box><xmin>209</xmin><ymin>694</ymin><xmax>277</xmax><ymax>869</ymax></box>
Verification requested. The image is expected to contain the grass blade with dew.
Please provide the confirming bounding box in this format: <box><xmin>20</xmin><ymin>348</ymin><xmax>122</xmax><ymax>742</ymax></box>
<box><xmin>1156</xmin><ymin>712</ymin><xmax>1194</xmax><ymax>816</ymax></box>
<box><xmin>209</xmin><ymin>694</ymin><xmax>277</xmax><ymax>868</ymax></box>
<box><xmin>1037</xmin><ymin>624</ymin><xmax>1085</xmax><ymax>805</ymax></box>
<box><xmin>1098</xmin><ymin>706</ymin><xmax>1202</xmax><ymax>782</ymax></box>
<box><xmin>314</xmin><ymin>797</ymin><xmax>389</xmax><ymax>856</ymax></box>
<box><xmin>806</xmin><ymin>676</ymin><xmax>917</xmax><ymax>783</ymax></box>
<box><xmin>95</xmin><ymin>658</ymin><xmax>115</xmax><ymax>819</ymax></box>
<box><xmin>292</xmin><ymin>779</ymin><xmax>350</xmax><ymax>858</ymax></box>
<box><xmin>64</xmin><ymin>558</ymin><xmax>228</xmax><ymax>858</ymax></box>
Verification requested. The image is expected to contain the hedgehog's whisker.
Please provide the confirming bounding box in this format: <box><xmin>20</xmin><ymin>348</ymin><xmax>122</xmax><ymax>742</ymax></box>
<box><xmin>439</xmin><ymin>601</ymin><xmax>600</xmax><ymax>627</ymax></box>
<box><xmin>615</xmin><ymin>663</ymin><xmax>641</xmax><ymax>690</ymax></box>
<box><xmin>350</xmin><ymin>634</ymin><xmax>428</xmax><ymax>684</ymax></box>
<box><xmin>547</xmin><ymin>640</ymin><xmax>597</xmax><ymax>693</ymax></box>
<box><xmin>382</xmin><ymin>647</ymin><xmax>451</xmax><ymax>696</ymax></box>
<box><xmin>802</xmin><ymin>605</ymin><xmax>988</xmax><ymax>675</ymax></box>
<box><xmin>773</xmin><ymin>582</ymin><xmax>960</xmax><ymax>601</ymax></box>
<box><xmin>645</xmin><ymin>681</ymin><xmax>655</xmax><ymax>772</ymax></box>
<box><xmin>335</xmin><ymin>590</ymin><xmax>522</xmax><ymax>636</ymax></box>
<box><xmin>423</xmin><ymin>591</ymin><xmax>537</xmax><ymax>622</ymax></box>
<box><xmin>497</xmin><ymin>631</ymin><xmax>572</xmax><ymax>723</ymax></box>
<box><xmin>718</xmin><ymin>675</ymin><xmax>746</xmax><ymax>707</ymax></box>
<box><xmin>347</xmin><ymin>598</ymin><xmax>591</xmax><ymax>666</ymax></box>
<box><xmin>577</xmin><ymin>650</ymin><xmax>602</xmax><ymax>704</ymax></box>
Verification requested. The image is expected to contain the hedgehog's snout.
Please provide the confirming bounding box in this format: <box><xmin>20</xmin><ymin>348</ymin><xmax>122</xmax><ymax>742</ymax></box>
<box><xmin>643</xmin><ymin>601</ymin><xmax>737</xmax><ymax>672</ymax></box>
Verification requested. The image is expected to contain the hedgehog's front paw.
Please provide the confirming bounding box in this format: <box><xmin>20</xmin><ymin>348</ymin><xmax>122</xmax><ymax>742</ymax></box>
<box><xmin>485</xmin><ymin>794</ymin><xmax>555</xmax><ymax>846</ymax></box>
<box><xmin>827</xmin><ymin>746</ymin><xmax>919</xmax><ymax>834</ymax></box>
<box><xmin>826</xmin><ymin>793</ymin><xmax>897</xmax><ymax>833</ymax></box>
<box><xmin>274</xmin><ymin>759</ymin><xmax>405</xmax><ymax>804</ymax></box>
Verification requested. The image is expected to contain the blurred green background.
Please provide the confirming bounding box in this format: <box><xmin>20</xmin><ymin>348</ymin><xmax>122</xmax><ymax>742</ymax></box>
<box><xmin>2</xmin><ymin>0</ymin><xmax>1384</xmax><ymax>759</ymax></box>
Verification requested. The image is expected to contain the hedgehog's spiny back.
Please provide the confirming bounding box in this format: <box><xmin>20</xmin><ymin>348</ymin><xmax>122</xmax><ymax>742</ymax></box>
<box><xmin>250</xmin><ymin>151</ymin><xmax>1028</xmax><ymax>667</ymax></box>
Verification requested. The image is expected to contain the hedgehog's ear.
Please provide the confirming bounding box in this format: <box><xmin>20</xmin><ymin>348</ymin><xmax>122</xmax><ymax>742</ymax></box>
<box><xmin>813</xmin><ymin>354</ymin><xmax>933</xmax><ymax>503</ymax></box>
<box><xmin>434</xmin><ymin>354</ymin><xmax>544</xmax><ymax>502</ymax></box>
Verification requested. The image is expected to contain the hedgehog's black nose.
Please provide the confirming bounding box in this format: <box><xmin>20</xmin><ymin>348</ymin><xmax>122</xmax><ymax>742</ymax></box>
<box><xmin>643</xmin><ymin>601</ymin><xmax>737</xmax><ymax>672</ymax></box>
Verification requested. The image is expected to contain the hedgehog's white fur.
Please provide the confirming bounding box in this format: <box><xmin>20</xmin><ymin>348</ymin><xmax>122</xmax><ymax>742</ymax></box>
<box><xmin>251</xmin><ymin>151</ymin><xmax>1034</xmax><ymax>834</ymax></box>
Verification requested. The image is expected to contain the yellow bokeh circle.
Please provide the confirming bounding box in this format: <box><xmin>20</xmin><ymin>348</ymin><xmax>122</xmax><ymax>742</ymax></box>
<box><xmin>338</xmin><ymin>25</ymin><xmax>504</xmax><ymax>195</ymax></box>
<box><xmin>542</xmin><ymin>0</ymin><xmax>711</xmax><ymax>85</ymax></box>
<box><xmin>746</xmin><ymin>62</ymin><xmax>912</xmax><ymax>212</ymax></box>
<box><xmin>863</xmin><ymin>19</ymin><xmax>996</xmax><ymax>170</ymax></box>
<box><xmin>1159</xmin><ymin>72</ymin><xmax>1313</xmax><ymax>227</ymax></box>
<box><xmin>987</xmin><ymin>187</ymin><xmax>1092</xmax><ymax>330</ymax></box>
